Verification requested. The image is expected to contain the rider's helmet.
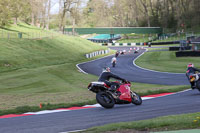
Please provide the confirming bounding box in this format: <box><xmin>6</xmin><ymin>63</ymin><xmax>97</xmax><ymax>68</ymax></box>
<box><xmin>103</xmin><ymin>67</ymin><xmax>110</xmax><ymax>72</ymax></box>
<box><xmin>112</xmin><ymin>57</ymin><xmax>117</xmax><ymax>61</ymax></box>
<box><xmin>187</xmin><ymin>63</ymin><xmax>194</xmax><ymax>68</ymax></box>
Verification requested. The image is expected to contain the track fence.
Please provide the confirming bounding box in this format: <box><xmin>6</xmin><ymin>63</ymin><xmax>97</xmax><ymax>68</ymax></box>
<box><xmin>0</xmin><ymin>30</ymin><xmax>59</xmax><ymax>39</ymax></box>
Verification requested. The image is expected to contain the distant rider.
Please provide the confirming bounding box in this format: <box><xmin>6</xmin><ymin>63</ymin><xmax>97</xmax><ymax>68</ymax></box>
<box><xmin>115</xmin><ymin>51</ymin><xmax>119</xmax><ymax>57</ymax></box>
<box><xmin>98</xmin><ymin>67</ymin><xmax>126</xmax><ymax>91</ymax></box>
<box><xmin>111</xmin><ymin>56</ymin><xmax>117</xmax><ymax>64</ymax></box>
<box><xmin>186</xmin><ymin>63</ymin><xmax>200</xmax><ymax>89</ymax></box>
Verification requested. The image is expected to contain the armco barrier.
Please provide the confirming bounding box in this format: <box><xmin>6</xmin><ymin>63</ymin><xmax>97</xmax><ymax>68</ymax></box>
<box><xmin>99</xmin><ymin>43</ymin><xmax>143</xmax><ymax>46</ymax></box>
<box><xmin>98</xmin><ymin>41</ymin><xmax>182</xmax><ymax>46</ymax></box>
<box><xmin>85</xmin><ymin>49</ymin><xmax>110</xmax><ymax>58</ymax></box>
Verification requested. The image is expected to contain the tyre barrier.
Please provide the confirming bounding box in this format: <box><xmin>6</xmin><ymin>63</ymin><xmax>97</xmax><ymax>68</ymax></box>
<box><xmin>169</xmin><ymin>46</ymin><xmax>191</xmax><ymax>51</ymax></box>
<box><xmin>85</xmin><ymin>49</ymin><xmax>110</xmax><ymax>58</ymax></box>
<box><xmin>176</xmin><ymin>51</ymin><xmax>200</xmax><ymax>57</ymax></box>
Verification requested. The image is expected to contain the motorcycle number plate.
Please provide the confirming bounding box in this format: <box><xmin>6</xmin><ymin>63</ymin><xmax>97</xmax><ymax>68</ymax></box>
<box><xmin>190</xmin><ymin>77</ymin><xmax>195</xmax><ymax>82</ymax></box>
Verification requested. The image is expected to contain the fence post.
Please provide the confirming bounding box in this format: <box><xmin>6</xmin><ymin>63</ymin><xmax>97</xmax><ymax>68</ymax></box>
<box><xmin>7</xmin><ymin>33</ymin><xmax>10</xmax><ymax>39</ymax></box>
<box><xmin>18</xmin><ymin>32</ymin><xmax>22</xmax><ymax>39</ymax></box>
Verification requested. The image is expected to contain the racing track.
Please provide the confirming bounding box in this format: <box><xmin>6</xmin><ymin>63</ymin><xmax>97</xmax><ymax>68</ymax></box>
<box><xmin>78</xmin><ymin>46</ymin><xmax>189</xmax><ymax>85</ymax></box>
<box><xmin>1</xmin><ymin>46</ymin><xmax>198</xmax><ymax>133</ymax></box>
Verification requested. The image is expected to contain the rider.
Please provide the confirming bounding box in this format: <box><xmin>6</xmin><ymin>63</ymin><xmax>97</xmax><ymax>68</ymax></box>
<box><xmin>186</xmin><ymin>63</ymin><xmax>200</xmax><ymax>89</ymax></box>
<box><xmin>111</xmin><ymin>56</ymin><xmax>117</xmax><ymax>64</ymax></box>
<box><xmin>98</xmin><ymin>67</ymin><xmax>126</xmax><ymax>91</ymax></box>
<box><xmin>115</xmin><ymin>51</ymin><xmax>119</xmax><ymax>57</ymax></box>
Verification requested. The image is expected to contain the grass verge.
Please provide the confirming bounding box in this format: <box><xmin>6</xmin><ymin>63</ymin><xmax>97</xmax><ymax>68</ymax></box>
<box><xmin>82</xmin><ymin>112</ymin><xmax>200</xmax><ymax>133</ymax></box>
<box><xmin>135</xmin><ymin>51</ymin><xmax>200</xmax><ymax>73</ymax></box>
<box><xmin>0</xmin><ymin>99</ymin><xmax>96</xmax><ymax>116</ymax></box>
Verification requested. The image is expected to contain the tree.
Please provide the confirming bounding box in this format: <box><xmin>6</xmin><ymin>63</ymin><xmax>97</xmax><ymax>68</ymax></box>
<box><xmin>46</xmin><ymin>0</ymin><xmax>51</xmax><ymax>29</ymax></box>
<box><xmin>138</xmin><ymin>0</ymin><xmax>151</xmax><ymax>27</ymax></box>
<box><xmin>10</xmin><ymin>0</ymin><xmax>31</xmax><ymax>25</ymax></box>
<box><xmin>59</xmin><ymin>0</ymin><xmax>80</xmax><ymax>32</ymax></box>
<box><xmin>0</xmin><ymin>0</ymin><xmax>11</xmax><ymax>26</ymax></box>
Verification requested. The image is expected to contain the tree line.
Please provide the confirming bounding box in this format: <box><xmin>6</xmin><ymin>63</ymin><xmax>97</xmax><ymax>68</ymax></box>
<box><xmin>0</xmin><ymin>0</ymin><xmax>199</xmax><ymax>32</ymax></box>
<box><xmin>80</xmin><ymin>0</ymin><xmax>200</xmax><ymax>32</ymax></box>
<box><xmin>0</xmin><ymin>0</ymin><xmax>52</xmax><ymax>29</ymax></box>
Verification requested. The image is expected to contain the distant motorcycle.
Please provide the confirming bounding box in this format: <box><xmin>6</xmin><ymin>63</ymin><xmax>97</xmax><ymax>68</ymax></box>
<box><xmin>115</xmin><ymin>52</ymin><xmax>119</xmax><ymax>57</ymax></box>
<box><xmin>188</xmin><ymin>73</ymin><xmax>200</xmax><ymax>91</ymax></box>
<box><xmin>88</xmin><ymin>81</ymin><xmax>142</xmax><ymax>108</ymax></box>
<box><xmin>111</xmin><ymin>57</ymin><xmax>117</xmax><ymax>67</ymax></box>
<box><xmin>112</xmin><ymin>60</ymin><xmax>116</xmax><ymax>67</ymax></box>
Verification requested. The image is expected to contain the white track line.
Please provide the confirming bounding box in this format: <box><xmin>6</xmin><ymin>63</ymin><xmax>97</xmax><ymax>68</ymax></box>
<box><xmin>76</xmin><ymin>54</ymin><xmax>114</xmax><ymax>74</ymax></box>
<box><xmin>133</xmin><ymin>48</ymin><xmax>184</xmax><ymax>74</ymax></box>
<box><xmin>25</xmin><ymin>110</ymin><xmax>70</xmax><ymax>115</ymax></box>
<box><xmin>76</xmin><ymin>64</ymin><xmax>88</xmax><ymax>74</ymax></box>
<box><xmin>60</xmin><ymin>129</ymin><xmax>86</xmax><ymax>133</ymax></box>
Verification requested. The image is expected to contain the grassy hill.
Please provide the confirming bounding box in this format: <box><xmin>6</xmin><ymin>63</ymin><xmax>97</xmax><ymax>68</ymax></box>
<box><xmin>0</xmin><ymin>23</ymin><xmax>106</xmax><ymax>109</ymax></box>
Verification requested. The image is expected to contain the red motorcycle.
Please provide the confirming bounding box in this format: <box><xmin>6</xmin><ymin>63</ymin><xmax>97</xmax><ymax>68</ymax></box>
<box><xmin>88</xmin><ymin>81</ymin><xmax>142</xmax><ymax>108</ymax></box>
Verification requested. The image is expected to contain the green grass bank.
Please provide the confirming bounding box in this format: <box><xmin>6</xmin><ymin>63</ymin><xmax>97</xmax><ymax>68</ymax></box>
<box><xmin>135</xmin><ymin>50</ymin><xmax>200</xmax><ymax>73</ymax></box>
<box><xmin>0</xmin><ymin>23</ymin><xmax>107</xmax><ymax>110</ymax></box>
<box><xmin>82</xmin><ymin>112</ymin><xmax>200</xmax><ymax>133</ymax></box>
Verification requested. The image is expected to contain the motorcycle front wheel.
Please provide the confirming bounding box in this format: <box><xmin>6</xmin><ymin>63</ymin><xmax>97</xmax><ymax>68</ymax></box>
<box><xmin>96</xmin><ymin>92</ymin><xmax>115</xmax><ymax>109</ymax></box>
<box><xmin>131</xmin><ymin>91</ymin><xmax>142</xmax><ymax>105</ymax></box>
<box><xmin>196</xmin><ymin>80</ymin><xmax>200</xmax><ymax>91</ymax></box>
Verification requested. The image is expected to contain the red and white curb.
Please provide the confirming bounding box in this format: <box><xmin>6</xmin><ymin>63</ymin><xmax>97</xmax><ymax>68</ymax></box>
<box><xmin>0</xmin><ymin>91</ymin><xmax>186</xmax><ymax>119</ymax></box>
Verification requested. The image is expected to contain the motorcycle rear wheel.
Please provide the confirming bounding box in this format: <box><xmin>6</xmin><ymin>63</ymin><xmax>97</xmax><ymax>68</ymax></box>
<box><xmin>131</xmin><ymin>91</ymin><xmax>142</xmax><ymax>105</ymax></box>
<box><xmin>112</xmin><ymin>62</ymin><xmax>115</xmax><ymax>67</ymax></box>
<box><xmin>96</xmin><ymin>92</ymin><xmax>115</xmax><ymax>109</ymax></box>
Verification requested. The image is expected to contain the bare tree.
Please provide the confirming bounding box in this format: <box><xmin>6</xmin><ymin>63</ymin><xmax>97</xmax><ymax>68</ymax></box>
<box><xmin>138</xmin><ymin>0</ymin><xmax>151</xmax><ymax>27</ymax></box>
<box><xmin>46</xmin><ymin>0</ymin><xmax>51</xmax><ymax>29</ymax></box>
<box><xmin>59</xmin><ymin>0</ymin><xmax>79</xmax><ymax>33</ymax></box>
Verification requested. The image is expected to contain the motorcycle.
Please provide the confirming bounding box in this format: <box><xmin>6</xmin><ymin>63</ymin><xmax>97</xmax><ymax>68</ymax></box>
<box><xmin>188</xmin><ymin>73</ymin><xmax>200</xmax><ymax>91</ymax></box>
<box><xmin>111</xmin><ymin>57</ymin><xmax>117</xmax><ymax>67</ymax></box>
<box><xmin>112</xmin><ymin>60</ymin><xmax>116</xmax><ymax>67</ymax></box>
<box><xmin>87</xmin><ymin>81</ymin><xmax>142</xmax><ymax>108</ymax></box>
<box><xmin>115</xmin><ymin>52</ymin><xmax>119</xmax><ymax>57</ymax></box>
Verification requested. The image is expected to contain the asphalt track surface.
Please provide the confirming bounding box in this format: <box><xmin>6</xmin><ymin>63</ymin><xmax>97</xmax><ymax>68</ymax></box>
<box><xmin>1</xmin><ymin>89</ymin><xmax>200</xmax><ymax>133</ymax></box>
<box><xmin>78</xmin><ymin>46</ymin><xmax>189</xmax><ymax>85</ymax></box>
<box><xmin>1</xmin><ymin>46</ymin><xmax>196</xmax><ymax>133</ymax></box>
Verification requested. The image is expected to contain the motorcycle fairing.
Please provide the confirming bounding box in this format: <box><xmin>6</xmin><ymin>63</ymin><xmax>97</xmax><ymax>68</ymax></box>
<box><xmin>117</xmin><ymin>84</ymin><xmax>132</xmax><ymax>102</ymax></box>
